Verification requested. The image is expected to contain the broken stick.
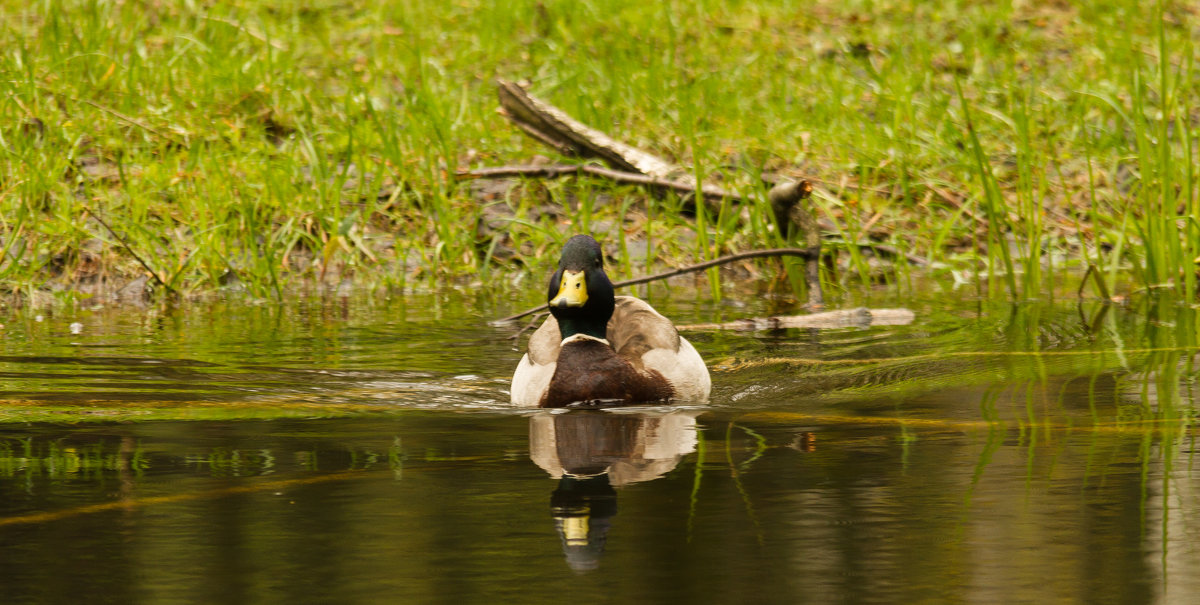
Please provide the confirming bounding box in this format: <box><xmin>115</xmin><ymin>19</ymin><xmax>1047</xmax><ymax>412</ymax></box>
<box><xmin>496</xmin><ymin>80</ymin><xmax>688</xmax><ymax>182</ymax></box>
<box><xmin>676</xmin><ymin>307</ymin><xmax>916</xmax><ymax>331</ymax></box>
<box><xmin>458</xmin><ymin>163</ymin><xmax>733</xmax><ymax>203</ymax></box>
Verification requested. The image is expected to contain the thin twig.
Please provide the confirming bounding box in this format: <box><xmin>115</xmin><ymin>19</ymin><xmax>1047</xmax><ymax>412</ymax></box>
<box><xmin>37</xmin><ymin>84</ymin><xmax>185</xmax><ymax>145</ymax></box>
<box><xmin>79</xmin><ymin>98</ymin><xmax>182</xmax><ymax>144</ymax></box>
<box><xmin>824</xmin><ymin>239</ymin><xmax>928</xmax><ymax>266</ymax></box>
<box><xmin>201</xmin><ymin>15</ymin><xmax>288</xmax><ymax>50</ymax></box>
<box><xmin>611</xmin><ymin>247</ymin><xmax>818</xmax><ymax>289</ymax></box>
<box><xmin>508</xmin><ymin>311</ymin><xmax>548</xmax><ymax>341</ymax></box>
<box><xmin>1077</xmin><ymin>264</ymin><xmax>1094</xmax><ymax>300</ymax></box>
<box><xmin>1077</xmin><ymin>263</ymin><xmax>1112</xmax><ymax>301</ymax></box>
<box><xmin>927</xmin><ymin>183</ymin><xmax>986</xmax><ymax>224</ymax></box>
<box><xmin>82</xmin><ymin>206</ymin><xmax>173</xmax><ymax>294</ymax></box>
<box><xmin>493</xmin><ymin>247</ymin><xmax>819</xmax><ymax>324</ymax></box>
<box><xmin>803</xmin><ymin>175</ymin><xmax>896</xmax><ymax>197</ymax></box>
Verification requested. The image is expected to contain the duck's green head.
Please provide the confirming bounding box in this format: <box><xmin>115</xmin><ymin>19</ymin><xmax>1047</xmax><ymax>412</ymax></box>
<box><xmin>547</xmin><ymin>235</ymin><xmax>614</xmax><ymax>341</ymax></box>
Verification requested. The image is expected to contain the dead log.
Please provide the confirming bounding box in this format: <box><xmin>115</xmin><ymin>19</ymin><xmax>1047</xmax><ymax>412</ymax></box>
<box><xmin>496</xmin><ymin>80</ymin><xmax>689</xmax><ymax>182</ymax></box>
<box><xmin>676</xmin><ymin>307</ymin><xmax>916</xmax><ymax>331</ymax></box>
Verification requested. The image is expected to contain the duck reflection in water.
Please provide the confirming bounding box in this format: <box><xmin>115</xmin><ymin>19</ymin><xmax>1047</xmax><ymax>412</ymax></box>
<box><xmin>528</xmin><ymin>409</ymin><xmax>699</xmax><ymax>572</ymax></box>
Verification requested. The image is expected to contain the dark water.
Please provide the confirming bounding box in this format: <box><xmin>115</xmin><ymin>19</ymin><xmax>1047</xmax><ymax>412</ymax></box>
<box><xmin>1</xmin><ymin>288</ymin><xmax>1198</xmax><ymax>603</ymax></box>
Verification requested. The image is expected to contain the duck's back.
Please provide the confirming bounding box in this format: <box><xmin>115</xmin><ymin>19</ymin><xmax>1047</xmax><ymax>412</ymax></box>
<box><xmin>510</xmin><ymin>296</ymin><xmax>711</xmax><ymax>406</ymax></box>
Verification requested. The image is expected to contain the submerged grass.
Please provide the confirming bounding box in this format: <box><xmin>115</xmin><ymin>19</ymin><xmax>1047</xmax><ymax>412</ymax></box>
<box><xmin>0</xmin><ymin>0</ymin><xmax>1198</xmax><ymax>305</ymax></box>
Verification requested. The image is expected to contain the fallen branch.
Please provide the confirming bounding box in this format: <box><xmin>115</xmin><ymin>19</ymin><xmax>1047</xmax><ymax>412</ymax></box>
<box><xmin>612</xmin><ymin>247</ymin><xmax>820</xmax><ymax>289</ymax></box>
<box><xmin>496</xmin><ymin>80</ymin><xmax>688</xmax><ymax>182</ymax></box>
<box><xmin>824</xmin><ymin>239</ymin><xmax>929</xmax><ymax>267</ymax></box>
<box><xmin>456</xmin><ymin>163</ymin><xmax>739</xmax><ymax>207</ymax></box>
<box><xmin>676</xmin><ymin>307</ymin><xmax>916</xmax><ymax>331</ymax></box>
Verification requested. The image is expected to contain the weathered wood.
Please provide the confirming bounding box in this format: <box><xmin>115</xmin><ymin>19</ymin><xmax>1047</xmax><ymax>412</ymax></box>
<box><xmin>457</xmin><ymin>163</ymin><xmax>738</xmax><ymax>205</ymax></box>
<box><xmin>497</xmin><ymin>80</ymin><xmax>688</xmax><ymax>182</ymax></box>
<box><xmin>676</xmin><ymin>307</ymin><xmax>916</xmax><ymax>331</ymax></box>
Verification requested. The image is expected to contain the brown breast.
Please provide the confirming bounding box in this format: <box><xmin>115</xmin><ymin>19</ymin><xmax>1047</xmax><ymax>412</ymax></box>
<box><xmin>539</xmin><ymin>339</ymin><xmax>675</xmax><ymax>408</ymax></box>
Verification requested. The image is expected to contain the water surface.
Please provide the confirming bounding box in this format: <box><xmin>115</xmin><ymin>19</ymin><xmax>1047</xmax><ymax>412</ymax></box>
<box><xmin>1</xmin><ymin>288</ymin><xmax>1198</xmax><ymax>603</ymax></box>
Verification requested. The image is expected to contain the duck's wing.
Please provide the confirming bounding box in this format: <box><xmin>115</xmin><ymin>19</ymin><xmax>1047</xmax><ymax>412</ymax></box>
<box><xmin>532</xmin><ymin>298</ymin><xmax>675</xmax><ymax>363</ymax></box>
<box><xmin>608</xmin><ymin>296</ymin><xmax>711</xmax><ymax>402</ymax></box>
<box><xmin>526</xmin><ymin>315</ymin><xmax>562</xmax><ymax>364</ymax></box>
<box><xmin>511</xmin><ymin>316</ymin><xmax>561</xmax><ymax>406</ymax></box>
<box><xmin>607</xmin><ymin>296</ymin><xmax>681</xmax><ymax>364</ymax></box>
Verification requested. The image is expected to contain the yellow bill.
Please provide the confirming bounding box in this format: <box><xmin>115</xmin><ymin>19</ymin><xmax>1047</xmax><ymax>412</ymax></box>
<box><xmin>550</xmin><ymin>270</ymin><xmax>588</xmax><ymax>307</ymax></box>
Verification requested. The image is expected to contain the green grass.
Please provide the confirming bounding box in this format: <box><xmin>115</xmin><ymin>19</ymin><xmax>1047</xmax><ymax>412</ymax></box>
<box><xmin>1</xmin><ymin>0</ymin><xmax>1198</xmax><ymax>305</ymax></box>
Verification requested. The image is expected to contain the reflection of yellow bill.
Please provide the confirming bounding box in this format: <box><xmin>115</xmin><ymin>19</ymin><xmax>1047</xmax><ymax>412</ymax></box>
<box><xmin>562</xmin><ymin>516</ymin><xmax>590</xmax><ymax>545</ymax></box>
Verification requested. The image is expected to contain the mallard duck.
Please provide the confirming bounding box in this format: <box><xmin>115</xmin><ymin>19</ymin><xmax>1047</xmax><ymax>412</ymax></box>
<box><xmin>511</xmin><ymin>235</ymin><xmax>711</xmax><ymax>407</ymax></box>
